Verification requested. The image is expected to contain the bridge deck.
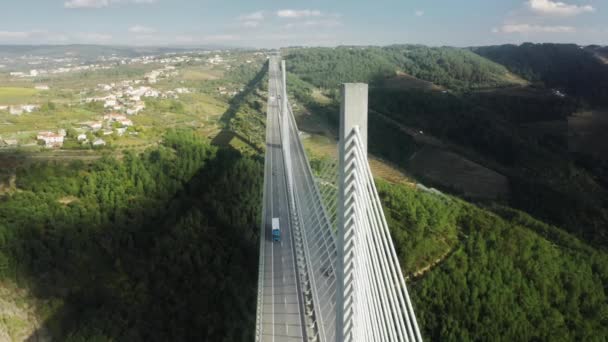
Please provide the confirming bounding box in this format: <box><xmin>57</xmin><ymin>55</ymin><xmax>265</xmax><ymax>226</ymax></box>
<box><xmin>259</xmin><ymin>57</ymin><xmax>307</xmax><ymax>342</ymax></box>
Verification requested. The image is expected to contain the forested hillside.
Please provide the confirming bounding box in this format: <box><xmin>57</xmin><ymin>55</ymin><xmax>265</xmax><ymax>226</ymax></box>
<box><xmin>286</xmin><ymin>45</ymin><xmax>517</xmax><ymax>90</ymax></box>
<box><xmin>292</xmin><ymin>45</ymin><xmax>608</xmax><ymax>340</ymax></box>
<box><xmin>473</xmin><ymin>43</ymin><xmax>608</xmax><ymax>106</ymax></box>
<box><xmin>286</xmin><ymin>44</ymin><xmax>608</xmax><ymax>247</ymax></box>
<box><xmin>0</xmin><ymin>130</ymin><xmax>262</xmax><ymax>340</ymax></box>
<box><xmin>377</xmin><ymin>181</ymin><xmax>608</xmax><ymax>341</ymax></box>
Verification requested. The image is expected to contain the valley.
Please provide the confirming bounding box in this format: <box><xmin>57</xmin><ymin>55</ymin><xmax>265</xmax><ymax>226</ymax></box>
<box><xmin>0</xmin><ymin>42</ymin><xmax>606</xmax><ymax>341</ymax></box>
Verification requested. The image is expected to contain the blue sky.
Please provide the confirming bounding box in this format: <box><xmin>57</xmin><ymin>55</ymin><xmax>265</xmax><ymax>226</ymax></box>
<box><xmin>0</xmin><ymin>0</ymin><xmax>605</xmax><ymax>47</ymax></box>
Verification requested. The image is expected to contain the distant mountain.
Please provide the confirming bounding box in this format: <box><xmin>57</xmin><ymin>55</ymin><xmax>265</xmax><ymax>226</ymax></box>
<box><xmin>472</xmin><ymin>43</ymin><xmax>608</xmax><ymax>106</ymax></box>
<box><xmin>0</xmin><ymin>44</ymin><xmax>240</xmax><ymax>61</ymax></box>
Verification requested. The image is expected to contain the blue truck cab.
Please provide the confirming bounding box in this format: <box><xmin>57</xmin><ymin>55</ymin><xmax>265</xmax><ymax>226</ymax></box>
<box><xmin>272</xmin><ymin>217</ymin><xmax>281</xmax><ymax>242</ymax></box>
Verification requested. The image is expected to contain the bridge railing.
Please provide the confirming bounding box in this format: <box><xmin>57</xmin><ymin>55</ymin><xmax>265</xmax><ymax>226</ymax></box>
<box><xmin>281</xmin><ymin>80</ymin><xmax>338</xmax><ymax>342</ymax></box>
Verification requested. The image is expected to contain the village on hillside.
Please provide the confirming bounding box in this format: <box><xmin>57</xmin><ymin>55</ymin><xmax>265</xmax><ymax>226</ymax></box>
<box><xmin>0</xmin><ymin>49</ymin><xmax>269</xmax><ymax>150</ymax></box>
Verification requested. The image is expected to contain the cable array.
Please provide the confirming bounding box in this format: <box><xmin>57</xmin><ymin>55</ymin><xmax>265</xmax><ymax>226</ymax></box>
<box><xmin>336</xmin><ymin>128</ymin><xmax>422</xmax><ymax>342</ymax></box>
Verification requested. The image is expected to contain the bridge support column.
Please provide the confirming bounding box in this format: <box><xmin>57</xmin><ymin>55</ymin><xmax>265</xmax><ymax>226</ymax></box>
<box><xmin>281</xmin><ymin>60</ymin><xmax>293</xmax><ymax>192</ymax></box>
<box><xmin>336</xmin><ymin>83</ymin><xmax>368</xmax><ymax>342</ymax></box>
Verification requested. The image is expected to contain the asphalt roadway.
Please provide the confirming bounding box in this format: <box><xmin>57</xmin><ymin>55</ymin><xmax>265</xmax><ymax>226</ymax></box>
<box><xmin>259</xmin><ymin>57</ymin><xmax>307</xmax><ymax>342</ymax></box>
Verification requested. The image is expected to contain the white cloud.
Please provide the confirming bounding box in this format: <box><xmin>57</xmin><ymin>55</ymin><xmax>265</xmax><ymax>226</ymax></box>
<box><xmin>499</xmin><ymin>23</ymin><xmax>576</xmax><ymax>33</ymax></box>
<box><xmin>527</xmin><ymin>0</ymin><xmax>595</xmax><ymax>16</ymax></box>
<box><xmin>285</xmin><ymin>19</ymin><xmax>342</xmax><ymax>29</ymax></box>
<box><xmin>237</xmin><ymin>11</ymin><xmax>264</xmax><ymax>28</ymax></box>
<box><xmin>203</xmin><ymin>34</ymin><xmax>240</xmax><ymax>42</ymax></box>
<box><xmin>65</xmin><ymin>0</ymin><xmax>109</xmax><ymax>8</ymax></box>
<box><xmin>129</xmin><ymin>25</ymin><xmax>156</xmax><ymax>33</ymax></box>
<box><xmin>241</xmin><ymin>21</ymin><xmax>261</xmax><ymax>28</ymax></box>
<box><xmin>238</xmin><ymin>11</ymin><xmax>264</xmax><ymax>21</ymax></box>
<box><xmin>0</xmin><ymin>30</ymin><xmax>69</xmax><ymax>42</ymax></box>
<box><xmin>415</xmin><ymin>10</ymin><xmax>424</xmax><ymax>17</ymax></box>
<box><xmin>75</xmin><ymin>32</ymin><xmax>113</xmax><ymax>42</ymax></box>
<box><xmin>64</xmin><ymin>0</ymin><xmax>157</xmax><ymax>9</ymax></box>
<box><xmin>277</xmin><ymin>9</ymin><xmax>322</xmax><ymax>18</ymax></box>
<box><xmin>0</xmin><ymin>31</ymin><xmax>31</xmax><ymax>39</ymax></box>
<box><xmin>173</xmin><ymin>34</ymin><xmax>240</xmax><ymax>44</ymax></box>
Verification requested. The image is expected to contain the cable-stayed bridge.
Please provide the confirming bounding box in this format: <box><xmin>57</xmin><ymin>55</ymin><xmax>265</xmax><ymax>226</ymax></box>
<box><xmin>256</xmin><ymin>56</ymin><xmax>422</xmax><ymax>342</ymax></box>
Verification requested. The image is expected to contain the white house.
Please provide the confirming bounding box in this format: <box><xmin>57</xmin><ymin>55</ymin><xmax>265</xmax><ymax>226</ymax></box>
<box><xmin>104</xmin><ymin>99</ymin><xmax>118</xmax><ymax>108</ymax></box>
<box><xmin>35</xmin><ymin>85</ymin><xmax>50</xmax><ymax>90</ymax></box>
<box><xmin>77</xmin><ymin>134</ymin><xmax>88</xmax><ymax>142</ymax></box>
<box><xmin>37</xmin><ymin>131</ymin><xmax>64</xmax><ymax>148</ymax></box>
<box><xmin>144</xmin><ymin>89</ymin><xmax>160</xmax><ymax>98</ymax></box>
<box><xmin>84</xmin><ymin>121</ymin><xmax>103</xmax><ymax>130</ymax></box>
<box><xmin>117</xmin><ymin>118</ymin><xmax>133</xmax><ymax>127</ymax></box>
<box><xmin>175</xmin><ymin>88</ymin><xmax>191</xmax><ymax>94</ymax></box>
<box><xmin>126</xmin><ymin>105</ymin><xmax>145</xmax><ymax>115</ymax></box>
<box><xmin>93</xmin><ymin>138</ymin><xmax>106</xmax><ymax>147</ymax></box>
<box><xmin>22</xmin><ymin>105</ymin><xmax>39</xmax><ymax>113</ymax></box>
<box><xmin>103</xmin><ymin>113</ymin><xmax>127</xmax><ymax>121</ymax></box>
<box><xmin>9</xmin><ymin>106</ymin><xmax>23</xmax><ymax>115</ymax></box>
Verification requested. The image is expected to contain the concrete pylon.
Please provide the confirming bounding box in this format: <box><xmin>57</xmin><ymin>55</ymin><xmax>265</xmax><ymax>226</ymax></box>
<box><xmin>281</xmin><ymin>60</ymin><xmax>288</xmax><ymax>113</ymax></box>
<box><xmin>339</xmin><ymin>83</ymin><xmax>368</xmax><ymax>154</ymax></box>
<box><xmin>280</xmin><ymin>60</ymin><xmax>293</xmax><ymax>192</ymax></box>
<box><xmin>336</xmin><ymin>83</ymin><xmax>368</xmax><ymax>342</ymax></box>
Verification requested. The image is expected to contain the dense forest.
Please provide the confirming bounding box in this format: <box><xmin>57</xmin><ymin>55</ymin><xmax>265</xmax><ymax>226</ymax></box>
<box><xmin>285</xmin><ymin>44</ymin><xmax>608</xmax><ymax>247</ymax></box>
<box><xmin>377</xmin><ymin>181</ymin><xmax>608</xmax><ymax>341</ymax></box>
<box><xmin>473</xmin><ymin>43</ymin><xmax>608</xmax><ymax>106</ymax></box>
<box><xmin>286</xmin><ymin>45</ymin><xmax>517</xmax><ymax>90</ymax></box>
<box><xmin>0</xmin><ymin>130</ymin><xmax>262</xmax><ymax>340</ymax></box>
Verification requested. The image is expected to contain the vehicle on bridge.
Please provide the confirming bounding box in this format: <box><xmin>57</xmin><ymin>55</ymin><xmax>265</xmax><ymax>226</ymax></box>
<box><xmin>272</xmin><ymin>217</ymin><xmax>281</xmax><ymax>242</ymax></box>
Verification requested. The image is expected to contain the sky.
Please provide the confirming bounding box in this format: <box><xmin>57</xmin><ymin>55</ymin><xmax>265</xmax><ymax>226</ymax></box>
<box><xmin>0</xmin><ymin>0</ymin><xmax>606</xmax><ymax>47</ymax></box>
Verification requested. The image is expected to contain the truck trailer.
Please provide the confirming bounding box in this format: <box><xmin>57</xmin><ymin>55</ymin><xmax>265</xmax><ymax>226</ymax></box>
<box><xmin>272</xmin><ymin>217</ymin><xmax>281</xmax><ymax>242</ymax></box>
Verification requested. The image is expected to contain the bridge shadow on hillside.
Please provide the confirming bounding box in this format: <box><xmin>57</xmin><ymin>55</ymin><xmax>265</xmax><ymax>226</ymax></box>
<box><xmin>213</xmin><ymin>130</ymin><xmax>263</xmax><ymax>154</ymax></box>
<box><xmin>210</xmin><ymin>61</ymin><xmax>268</xmax><ymax>154</ymax></box>
<box><xmin>17</xmin><ymin>148</ymin><xmax>262</xmax><ymax>341</ymax></box>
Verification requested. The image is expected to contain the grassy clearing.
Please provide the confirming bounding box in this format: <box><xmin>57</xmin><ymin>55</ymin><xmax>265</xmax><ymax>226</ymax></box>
<box><xmin>311</xmin><ymin>89</ymin><xmax>332</xmax><ymax>104</ymax></box>
<box><xmin>0</xmin><ymin>107</ymin><xmax>96</xmax><ymax>137</ymax></box>
<box><xmin>302</xmin><ymin>132</ymin><xmax>413</xmax><ymax>184</ymax></box>
<box><xmin>180</xmin><ymin>66</ymin><xmax>223</xmax><ymax>81</ymax></box>
<box><xmin>133</xmin><ymin>93</ymin><xmax>227</xmax><ymax>137</ymax></box>
<box><xmin>382</xmin><ymin>72</ymin><xmax>443</xmax><ymax>91</ymax></box>
<box><xmin>409</xmin><ymin>146</ymin><xmax>509</xmax><ymax>200</ymax></box>
<box><xmin>504</xmin><ymin>71</ymin><xmax>530</xmax><ymax>85</ymax></box>
<box><xmin>0</xmin><ymin>281</ymin><xmax>57</xmax><ymax>342</ymax></box>
<box><xmin>42</xmin><ymin>64</ymin><xmax>158</xmax><ymax>90</ymax></box>
<box><xmin>568</xmin><ymin>110</ymin><xmax>608</xmax><ymax>159</ymax></box>
<box><xmin>0</xmin><ymin>87</ymin><xmax>39</xmax><ymax>105</ymax></box>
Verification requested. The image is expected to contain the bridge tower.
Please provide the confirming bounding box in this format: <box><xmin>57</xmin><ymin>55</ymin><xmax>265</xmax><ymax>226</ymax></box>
<box><xmin>335</xmin><ymin>84</ymin><xmax>422</xmax><ymax>342</ymax></box>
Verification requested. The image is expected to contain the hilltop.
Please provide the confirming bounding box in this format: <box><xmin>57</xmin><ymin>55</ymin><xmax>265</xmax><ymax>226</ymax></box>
<box><xmin>284</xmin><ymin>42</ymin><xmax>608</xmax><ymax>340</ymax></box>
